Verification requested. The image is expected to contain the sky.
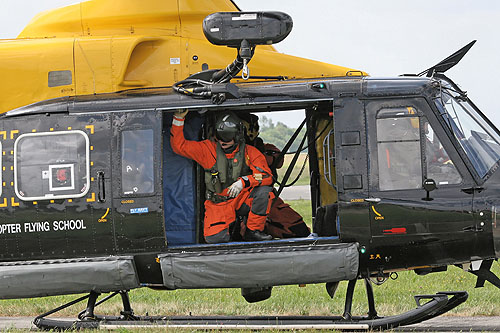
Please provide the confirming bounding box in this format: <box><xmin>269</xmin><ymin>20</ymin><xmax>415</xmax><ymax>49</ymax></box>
<box><xmin>1</xmin><ymin>1</ymin><xmax>499</xmax><ymax>128</ymax></box>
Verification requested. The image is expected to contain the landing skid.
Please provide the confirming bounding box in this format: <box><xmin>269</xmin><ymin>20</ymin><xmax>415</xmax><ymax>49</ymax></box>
<box><xmin>33</xmin><ymin>283</ymin><xmax>468</xmax><ymax>331</ymax></box>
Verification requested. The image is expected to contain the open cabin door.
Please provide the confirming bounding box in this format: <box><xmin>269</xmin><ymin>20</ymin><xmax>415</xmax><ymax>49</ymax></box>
<box><xmin>112</xmin><ymin>111</ymin><xmax>166</xmax><ymax>253</ymax></box>
<box><xmin>333</xmin><ymin>98</ymin><xmax>371</xmax><ymax>246</ymax></box>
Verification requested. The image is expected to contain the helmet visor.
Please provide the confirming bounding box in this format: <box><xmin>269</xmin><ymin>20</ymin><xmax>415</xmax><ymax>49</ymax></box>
<box><xmin>216</xmin><ymin>121</ymin><xmax>239</xmax><ymax>142</ymax></box>
<box><xmin>215</xmin><ymin>113</ymin><xmax>242</xmax><ymax>142</ymax></box>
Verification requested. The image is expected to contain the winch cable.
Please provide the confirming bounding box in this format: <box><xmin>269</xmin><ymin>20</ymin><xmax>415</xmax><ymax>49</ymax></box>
<box><xmin>172</xmin><ymin>47</ymin><xmax>255</xmax><ymax>98</ymax></box>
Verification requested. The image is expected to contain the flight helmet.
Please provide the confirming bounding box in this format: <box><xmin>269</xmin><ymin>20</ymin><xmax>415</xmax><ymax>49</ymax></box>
<box><xmin>215</xmin><ymin>112</ymin><xmax>243</xmax><ymax>143</ymax></box>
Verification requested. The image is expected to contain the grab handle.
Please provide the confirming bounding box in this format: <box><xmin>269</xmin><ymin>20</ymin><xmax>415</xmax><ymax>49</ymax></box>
<box><xmin>97</xmin><ymin>171</ymin><xmax>106</xmax><ymax>203</ymax></box>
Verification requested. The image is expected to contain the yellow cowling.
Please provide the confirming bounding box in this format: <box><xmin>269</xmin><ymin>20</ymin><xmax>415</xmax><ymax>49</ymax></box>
<box><xmin>0</xmin><ymin>0</ymin><xmax>366</xmax><ymax>113</ymax></box>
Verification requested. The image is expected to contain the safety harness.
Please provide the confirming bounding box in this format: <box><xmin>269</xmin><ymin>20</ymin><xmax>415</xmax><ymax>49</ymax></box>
<box><xmin>205</xmin><ymin>142</ymin><xmax>252</xmax><ymax>203</ymax></box>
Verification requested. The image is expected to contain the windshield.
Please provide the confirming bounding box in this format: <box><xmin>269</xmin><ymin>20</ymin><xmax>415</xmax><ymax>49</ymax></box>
<box><xmin>433</xmin><ymin>81</ymin><xmax>500</xmax><ymax>178</ymax></box>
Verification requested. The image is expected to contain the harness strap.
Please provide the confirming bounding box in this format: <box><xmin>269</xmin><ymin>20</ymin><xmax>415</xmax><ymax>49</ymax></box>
<box><xmin>276</xmin><ymin>126</ymin><xmax>308</xmax><ymax>197</ymax></box>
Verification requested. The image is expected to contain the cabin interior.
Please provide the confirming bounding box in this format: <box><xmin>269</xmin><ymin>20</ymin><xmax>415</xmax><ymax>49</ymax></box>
<box><xmin>157</xmin><ymin>103</ymin><xmax>339</xmax><ymax>246</ymax></box>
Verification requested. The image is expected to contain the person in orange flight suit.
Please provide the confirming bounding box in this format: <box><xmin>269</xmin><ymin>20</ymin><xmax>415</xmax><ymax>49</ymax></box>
<box><xmin>170</xmin><ymin>110</ymin><xmax>274</xmax><ymax>243</ymax></box>
<box><xmin>239</xmin><ymin>112</ymin><xmax>311</xmax><ymax>239</ymax></box>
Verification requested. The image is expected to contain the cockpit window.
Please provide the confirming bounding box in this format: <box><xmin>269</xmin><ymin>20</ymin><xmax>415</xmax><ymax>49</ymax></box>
<box><xmin>434</xmin><ymin>85</ymin><xmax>500</xmax><ymax>178</ymax></box>
<box><xmin>423</xmin><ymin>119</ymin><xmax>462</xmax><ymax>185</ymax></box>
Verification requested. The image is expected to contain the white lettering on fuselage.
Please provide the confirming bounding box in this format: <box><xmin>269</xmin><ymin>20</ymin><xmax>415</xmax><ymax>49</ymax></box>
<box><xmin>24</xmin><ymin>221</ymin><xmax>50</xmax><ymax>233</ymax></box>
<box><xmin>0</xmin><ymin>223</ymin><xmax>21</xmax><ymax>234</ymax></box>
<box><xmin>0</xmin><ymin>218</ymin><xmax>87</xmax><ymax>235</ymax></box>
<box><xmin>53</xmin><ymin>219</ymin><xmax>87</xmax><ymax>231</ymax></box>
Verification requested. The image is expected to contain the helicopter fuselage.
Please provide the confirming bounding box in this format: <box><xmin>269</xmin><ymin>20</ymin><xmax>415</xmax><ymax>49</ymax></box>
<box><xmin>0</xmin><ymin>75</ymin><xmax>498</xmax><ymax>299</ymax></box>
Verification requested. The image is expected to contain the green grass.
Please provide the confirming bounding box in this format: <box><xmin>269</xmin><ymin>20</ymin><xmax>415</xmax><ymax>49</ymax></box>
<box><xmin>1</xmin><ymin>200</ymin><xmax>500</xmax><ymax>319</ymax></box>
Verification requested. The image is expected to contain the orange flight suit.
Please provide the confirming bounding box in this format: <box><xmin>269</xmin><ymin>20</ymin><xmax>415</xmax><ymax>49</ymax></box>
<box><xmin>170</xmin><ymin>115</ymin><xmax>274</xmax><ymax>241</ymax></box>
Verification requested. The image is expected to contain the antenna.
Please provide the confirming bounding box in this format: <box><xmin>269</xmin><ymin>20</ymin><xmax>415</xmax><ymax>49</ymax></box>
<box><xmin>418</xmin><ymin>40</ymin><xmax>476</xmax><ymax>77</ymax></box>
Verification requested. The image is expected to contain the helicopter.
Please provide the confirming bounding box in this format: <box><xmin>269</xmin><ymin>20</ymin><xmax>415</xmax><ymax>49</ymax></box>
<box><xmin>0</xmin><ymin>0</ymin><xmax>499</xmax><ymax>330</ymax></box>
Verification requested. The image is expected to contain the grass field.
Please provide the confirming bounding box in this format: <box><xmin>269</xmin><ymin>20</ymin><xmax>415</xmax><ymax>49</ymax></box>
<box><xmin>1</xmin><ymin>200</ymin><xmax>500</xmax><ymax>320</ymax></box>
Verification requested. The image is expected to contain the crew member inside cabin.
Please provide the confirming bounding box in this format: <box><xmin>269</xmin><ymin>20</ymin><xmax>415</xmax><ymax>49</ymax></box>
<box><xmin>239</xmin><ymin>113</ymin><xmax>311</xmax><ymax>238</ymax></box>
<box><xmin>170</xmin><ymin>110</ymin><xmax>274</xmax><ymax>243</ymax></box>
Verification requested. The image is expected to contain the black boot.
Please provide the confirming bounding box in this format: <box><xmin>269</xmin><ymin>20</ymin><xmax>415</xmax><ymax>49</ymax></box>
<box><xmin>244</xmin><ymin>229</ymin><xmax>273</xmax><ymax>241</ymax></box>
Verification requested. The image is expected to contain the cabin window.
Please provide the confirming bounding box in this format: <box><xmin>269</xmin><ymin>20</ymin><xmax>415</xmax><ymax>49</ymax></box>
<box><xmin>121</xmin><ymin>129</ymin><xmax>154</xmax><ymax>195</ymax></box>
<box><xmin>0</xmin><ymin>141</ymin><xmax>2</xmax><ymax>197</ymax></box>
<box><xmin>377</xmin><ymin>108</ymin><xmax>422</xmax><ymax>191</ymax></box>
<box><xmin>14</xmin><ymin>131</ymin><xmax>90</xmax><ymax>201</ymax></box>
<box><xmin>423</xmin><ymin>119</ymin><xmax>462</xmax><ymax>185</ymax></box>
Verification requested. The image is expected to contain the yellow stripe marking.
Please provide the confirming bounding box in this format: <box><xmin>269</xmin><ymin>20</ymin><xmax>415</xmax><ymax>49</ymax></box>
<box><xmin>11</xmin><ymin>197</ymin><xmax>19</xmax><ymax>207</ymax></box>
<box><xmin>101</xmin><ymin>208</ymin><xmax>110</xmax><ymax>220</ymax></box>
<box><xmin>0</xmin><ymin>198</ymin><xmax>7</xmax><ymax>207</ymax></box>
<box><xmin>0</xmin><ymin>131</ymin><xmax>6</xmax><ymax>140</ymax></box>
<box><xmin>371</xmin><ymin>206</ymin><xmax>382</xmax><ymax>217</ymax></box>
<box><xmin>67</xmin><ymin>127</ymin><xmax>72</xmax><ymax>130</ymax></box>
<box><xmin>32</xmin><ymin>129</ymin><xmax>37</xmax><ymax>133</ymax></box>
<box><xmin>86</xmin><ymin>125</ymin><xmax>95</xmax><ymax>134</ymax></box>
<box><xmin>10</xmin><ymin>130</ymin><xmax>19</xmax><ymax>140</ymax></box>
<box><xmin>86</xmin><ymin>192</ymin><xmax>96</xmax><ymax>202</ymax></box>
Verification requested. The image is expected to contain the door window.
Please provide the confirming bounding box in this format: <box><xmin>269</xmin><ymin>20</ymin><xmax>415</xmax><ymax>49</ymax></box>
<box><xmin>377</xmin><ymin>109</ymin><xmax>422</xmax><ymax>191</ymax></box>
<box><xmin>376</xmin><ymin>107</ymin><xmax>461</xmax><ymax>191</ymax></box>
<box><xmin>121</xmin><ymin>129</ymin><xmax>154</xmax><ymax>195</ymax></box>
